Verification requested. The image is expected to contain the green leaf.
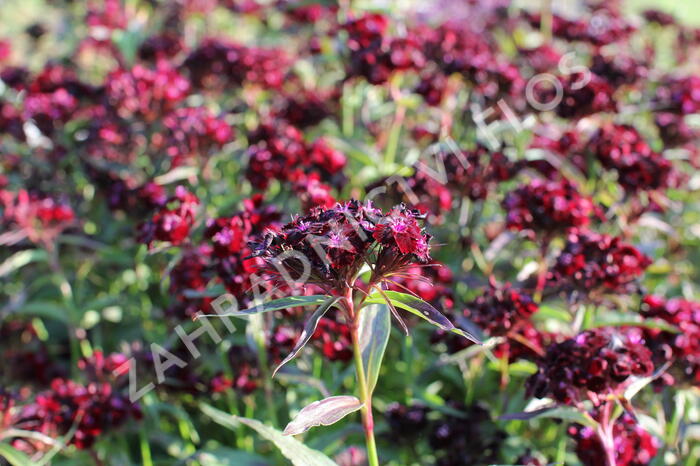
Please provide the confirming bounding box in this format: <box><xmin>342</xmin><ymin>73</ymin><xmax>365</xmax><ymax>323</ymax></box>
<box><xmin>201</xmin><ymin>404</ymin><xmax>337</xmax><ymax>466</ymax></box>
<box><xmin>283</xmin><ymin>396</ymin><xmax>363</xmax><ymax>436</ymax></box>
<box><xmin>358</xmin><ymin>303</ymin><xmax>391</xmax><ymax>394</ymax></box>
<box><xmin>15</xmin><ymin>302</ymin><xmax>69</xmax><ymax>323</ymax></box>
<box><xmin>0</xmin><ymin>443</ymin><xmax>32</xmax><ymax>466</ymax></box>
<box><xmin>201</xmin><ymin>295</ymin><xmax>332</xmax><ymax>318</ymax></box>
<box><xmin>0</xmin><ymin>249</ymin><xmax>48</xmax><ymax>278</ymax></box>
<box><xmin>588</xmin><ymin>312</ymin><xmax>680</xmax><ymax>333</ymax></box>
<box><xmin>183</xmin><ymin>284</ymin><xmax>227</xmax><ymax>299</ymax></box>
<box><xmin>365</xmin><ymin>291</ymin><xmax>482</xmax><ymax>344</ymax></box>
<box><xmin>500</xmin><ymin>405</ymin><xmax>598</xmax><ymax>428</ymax></box>
<box><xmin>196</xmin><ymin>447</ymin><xmax>269</xmax><ymax>466</ymax></box>
<box><xmin>273</xmin><ymin>297</ymin><xmax>342</xmax><ymax>377</ymax></box>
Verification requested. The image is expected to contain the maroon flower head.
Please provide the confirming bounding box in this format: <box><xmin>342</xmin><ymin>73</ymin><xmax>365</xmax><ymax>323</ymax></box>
<box><xmin>137</xmin><ymin>186</ymin><xmax>199</xmax><ymax>247</ymax></box>
<box><xmin>548</xmin><ymin>228</ymin><xmax>651</xmax><ymax>297</ymax></box>
<box><xmin>569</xmin><ymin>414</ymin><xmax>659</xmax><ymax>466</ymax></box>
<box><xmin>588</xmin><ymin>124</ymin><xmax>674</xmax><ymax>193</ymax></box>
<box><xmin>502</xmin><ymin>180</ymin><xmax>598</xmax><ymax>238</ymax></box>
<box><xmin>249</xmin><ymin>200</ymin><xmax>430</xmax><ymax>291</ymax></box>
<box><xmin>640</xmin><ymin>295</ymin><xmax>700</xmax><ymax>386</ymax></box>
<box><xmin>463</xmin><ymin>281</ymin><xmax>538</xmax><ymax>337</ymax></box>
<box><xmin>527</xmin><ymin>327</ymin><xmax>654</xmax><ymax>405</ymax></box>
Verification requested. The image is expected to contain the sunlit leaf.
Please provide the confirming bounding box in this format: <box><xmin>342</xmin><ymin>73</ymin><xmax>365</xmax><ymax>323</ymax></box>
<box><xmin>0</xmin><ymin>249</ymin><xmax>47</xmax><ymax>278</ymax></box>
<box><xmin>201</xmin><ymin>404</ymin><xmax>337</xmax><ymax>466</ymax></box>
<box><xmin>283</xmin><ymin>396</ymin><xmax>363</xmax><ymax>436</ymax></box>
<box><xmin>0</xmin><ymin>443</ymin><xmax>32</xmax><ymax>466</ymax></box>
<box><xmin>365</xmin><ymin>291</ymin><xmax>482</xmax><ymax>344</ymax></box>
<box><xmin>199</xmin><ymin>295</ymin><xmax>331</xmax><ymax>318</ymax></box>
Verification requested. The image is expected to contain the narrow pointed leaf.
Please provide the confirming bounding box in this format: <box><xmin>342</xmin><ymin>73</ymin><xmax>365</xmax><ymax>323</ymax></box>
<box><xmin>273</xmin><ymin>297</ymin><xmax>341</xmax><ymax>377</ymax></box>
<box><xmin>200</xmin><ymin>295</ymin><xmax>331</xmax><ymax>318</ymax></box>
<box><xmin>0</xmin><ymin>249</ymin><xmax>47</xmax><ymax>277</ymax></box>
<box><xmin>500</xmin><ymin>406</ymin><xmax>597</xmax><ymax>428</ymax></box>
<box><xmin>0</xmin><ymin>443</ymin><xmax>32</xmax><ymax>466</ymax></box>
<box><xmin>201</xmin><ymin>404</ymin><xmax>337</xmax><ymax>466</ymax></box>
<box><xmin>283</xmin><ymin>396</ymin><xmax>363</xmax><ymax>436</ymax></box>
<box><xmin>365</xmin><ymin>291</ymin><xmax>482</xmax><ymax>344</ymax></box>
<box><xmin>358</xmin><ymin>303</ymin><xmax>391</xmax><ymax>393</ymax></box>
<box><xmin>373</xmin><ymin>287</ymin><xmax>408</xmax><ymax>335</ymax></box>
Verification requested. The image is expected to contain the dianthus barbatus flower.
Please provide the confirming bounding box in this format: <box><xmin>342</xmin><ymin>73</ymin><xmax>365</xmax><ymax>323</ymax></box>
<box><xmin>588</xmin><ymin>124</ymin><xmax>674</xmax><ymax>193</ymax></box>
<box><xmin>547</xmin><ymin>228</ymin><xmax>651</xmax><ymax>297</ymax></box>
<box><xmin>640</xmin><ymin>295</ymin><xmax>700</xmax><ymax>386</ymax></box>
<box><xmin>526</xmin><ymin>327</ymin><xmax>654</xmax><ymax>405</ymax></box>
<box><xmin>569</xmin><ymin>414</ymin><xmax>659</xmax><ymax>466</ymax></box>
<box><xmin>502</xmin><ymin>179</ymin><xmax>598</xmax><ymax>239</ymax></box>
<box><xmin>137</xmin><ymin>186</ymin><xmax>199</xmax><ymax>247</ymax></box>
<box><xmin>248</xmin><ymin>200</ymin><xmax>430</xmax><ymax>291</ymax></box>
<box><xmin>463</xmin><ymin>281</ymin><xmax>538</xmax><ymax>337</ymax></box>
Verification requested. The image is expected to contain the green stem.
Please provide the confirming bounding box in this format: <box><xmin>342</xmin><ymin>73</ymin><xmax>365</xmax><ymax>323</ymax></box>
<box><xmin>349</xmin><ymin>291</ymin><xmax>379</xmax><ymax>466</ymax></box>
<box><xmin>541</xmin><ymin>0</ymin><xmax>553</xmax><ymax>42</ymax></box>
<box><xmin>342</xmin><ymin>83</ymin><xmax>354</xmax><ymax>138</ymax></box>
<box><xmin>139</xmin><ymin>428</ymin><xmax>153</xmax><ymax>466</ymax></box>
<box><xmin>383</xmin><ymin>104</ymin><xmax>405</xmax><ymax>169</ymax></box>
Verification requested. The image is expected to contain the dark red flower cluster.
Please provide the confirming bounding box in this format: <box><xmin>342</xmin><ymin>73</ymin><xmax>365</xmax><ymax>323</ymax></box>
<box><xmin>158</xmin><ymin>107</ymin><xmax>234</xmax><ymax>167</ymax></box>
<box><xmin>527</xmin><ymin>328</ymin><xmax>654</xmax><ymax>405</ymax></box>
<box><xmin>590</xmin><ymin>53</ymin><xmax>647</xmax><ymax>88</ymax></box>
<box><xmin>0</xmin><ymin>320</ymin><xmax>64</xmax><ymax>386</ymax></box>
<box><xmin>78</xmin><ymin>351</ymin><xmax>131</xmax><ymax>383</ymax></box>
<box><xmin>272</xmin><ymin>89</ymin><xmax>335</xmax><ymax>129</ymax></box>
<box><xmin>344</xmin><ymin>13</ymin><xmax>425</xmax><ymax>85</ymax></box>
<box><xmin>429</xmin><ymin>402</ymin><xmax>506</xmax><ymax>466</ymax></box>
<box><xmin>0</xmin><ymin>189</ymin><xmax>74</xmax><ymax>245</ymax></box>
<box><xmin>385</xmin><ymin>402</ymin><xmax>429</xmax><ymax>438</ymax></box>
<box><xmin>209</xmin><ymin>345</ymin><xmax>261</xmax><ymax>395</ymax></box>
<box><xmin>423</xmin><ymin>23</ymin><xmax>525</xmax><ymax>103</ymax></box>
<box><xmin>442</xmin><ymin>146</ymin><xmax>517</xmax><ymax>201</ymax></box>
<box><xmin>368</xmin><ymin>169</ymin><xmax>453</xmax><ymax>224</ymax></box>
<box><xmin>655</xmin><ymin>75</ymin><xmax>700</xmax><ymax>115</ymax></box>
<box><xmin>640</xmin><ymin>295</ymin><xmax>700</xmax><ymax>386</ymax></box>
<box><xmin>183</xmin><ymin>38</ymin><xmax>289</xmax><ymax>90</ymax></box>
<box><xmin>547</xmin><ymin>229</ymin><xmax>651</xmax><ymax>296</ymax></box>
<box><xmin>249</xmin><ymin>200</ymin><xmax>430</xmax><ymax>289</ymax></box>
<box><xmin>463</xmin><ymin>281</ymin><xmax>538</xmax><ymax>337</ymax></box>
<box><xmin>654</xmin><ymin>112</ymin><xmax>697</xmax><ymax>148</ymax></box>
<box><xmin>502</xmin><ymin>180</ymin><xmax>598</xmax><ymax>237</ymax></box>
<box><xmin>294</xmin><ymin>174</ymin><xmax>336</xmax><ymax>212</ymax></box>
<box><xmin>527</xmin><ymin>10</ymin><xmax>635</xmax><ymax>46</ymax></box>
<box><xmin>105</xmin><ymin>64</ymin><xmax>190</xmax><ymax>121</ymax></box>
<box><xmin>245</xmin><ymin>121</ymin><xmax>346</xmax><ymax>190</ymax></box>
<box><xmin>569</xmin><ymin>414</ymin><xmax>659</xmax><ymax>466</ymax></box>
<box><xmin>384</xmin><ymin>401</ymin><xmax>505</xmax><ymax>466</ymax></box>
<box><xmin>4</xmin><ymin>378</ymin><xmax>140</xmax><ymax>451</ymax></box>
<box><xmin>588</xmin><ymin>124</ymin><xmax>674</xmax><ymax>192</ymax></box>
<box><xmin>138</xmin><ymin>33</ymin><xmax>184</xmax><ymax>63</ymax></box>
<box><xmin>554</xmin><ymin>74</ymin><xmax>617</xmax><ymax>119</ymax></box>
<box><xmin>137</xmin><ymin>185</ymin><xmax>199</xmax><ymax>247</ymax></box>
<box><xmin>204</xmin><ymin>195</ymin><xmax>281</xmax><ymax>300</ymax></box>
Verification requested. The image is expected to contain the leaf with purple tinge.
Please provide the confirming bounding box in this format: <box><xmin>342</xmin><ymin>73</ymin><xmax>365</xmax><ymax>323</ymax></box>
<box><xmin>358</xmin><ymin>303</ymin><xmax>391</xmax><ymax>394</ymax></box>
<box><xmin>272</xmin><ymin>296</ymin><xmax>341</xmax><ymax>377</ymax></box>
<box><xmin>365</xmin><ymin>290</ymin><xmax>482</xmax><ymax>344</ymax></box>
<box><xmin>283</xmin><ymin>396</ymin><xmax>363</xmax><ymax>436</ymax></box>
